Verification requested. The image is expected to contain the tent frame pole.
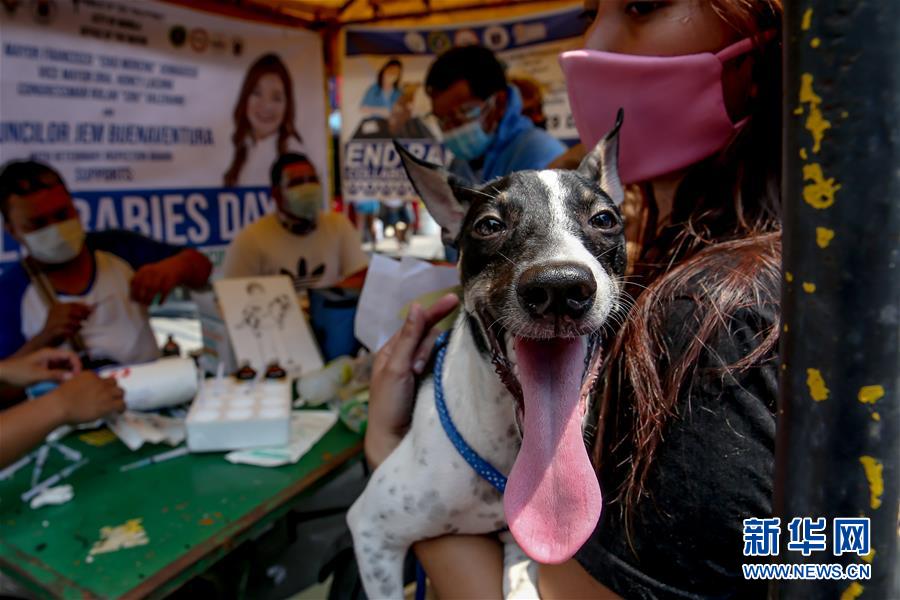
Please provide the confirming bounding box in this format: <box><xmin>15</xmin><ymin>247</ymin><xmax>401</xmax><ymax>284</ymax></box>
<box><xmin>774</xmin><ymin>1</ymin><xmax>899</xmax><ymax>597</ymax></box>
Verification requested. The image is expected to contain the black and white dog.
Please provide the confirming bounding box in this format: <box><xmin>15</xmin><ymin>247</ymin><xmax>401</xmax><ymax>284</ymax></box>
<box><xmin>348</xmin><ymin>113</ymin><xmax>627</xmax><ymax>599</ymax></box>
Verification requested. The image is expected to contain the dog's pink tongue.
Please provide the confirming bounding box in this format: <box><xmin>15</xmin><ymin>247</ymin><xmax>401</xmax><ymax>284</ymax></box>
<box><xmin>505</xmin><ymin>337</ymin><xmax>602</xmax><ymax>564</ymax></box>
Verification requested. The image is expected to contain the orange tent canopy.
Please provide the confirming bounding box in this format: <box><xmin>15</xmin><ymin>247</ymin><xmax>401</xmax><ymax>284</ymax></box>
<box><xmin>167</xmin><ymin>0</ymin><xmax>574</xmax><ymax>28</ymax></box>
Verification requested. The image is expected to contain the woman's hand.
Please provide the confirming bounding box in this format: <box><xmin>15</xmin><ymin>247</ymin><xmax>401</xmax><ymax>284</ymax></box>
<box><xmin>29</xmin><ymin>303</ymin><xmax>92</xmax><ymax>349</ymax></box>
<box><xmin>0</xmin><ymin>371</ymin><xmax>124</xmax><ymax>468</ymax></box>
<box><xmin>49</xmin><ymin>372</ymin><xmax>126</xmax><ymax>425</ymax></box>
<box><xmin>365</xmin><ymin>293</ymin><xmax>459</xmax><ymax>469</ymax></box>
<box><xmin>0</xmin><ymin>348</ymin><xmax>82</xmax><ymax>388</ymax></box>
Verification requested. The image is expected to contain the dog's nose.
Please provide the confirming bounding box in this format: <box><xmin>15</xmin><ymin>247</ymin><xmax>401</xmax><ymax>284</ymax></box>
<box><xmin>517</xmin><ymin>263</ymin><xmax>597</xmax><ymax>319</ymax></box>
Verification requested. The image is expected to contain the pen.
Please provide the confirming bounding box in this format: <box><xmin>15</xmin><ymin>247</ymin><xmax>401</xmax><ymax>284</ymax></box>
<box><xmin>25</xmin><ymin>381</ymin><xmax>59</xmax><ymax>399</ymax></box>
<box><xmin>51</xmin><ymin>442</ymin><xmax>83</xmax><ymax>462</ymax></box>
<box><xmin>31</xmin><ymin>445</ymin><xmax>49</xmax><ymax>488</ymax></box>
<box><xmin>21</xmin><ymin>458</ymin><xmax>88</xmax><ymax>503</ymax></box>
<box><xmin>0</xmin><ymin>453</ymin><xmax>33</xmax><ymax>481</ymax></box>
<box><xmin>119</xmin><ymin>446</ymin><xmax>190</xmax><ymax>472</ymax></box>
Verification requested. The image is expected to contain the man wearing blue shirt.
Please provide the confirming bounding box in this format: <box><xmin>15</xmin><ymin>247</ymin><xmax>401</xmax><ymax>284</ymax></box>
<box><xmin>425</xmin><ymin>45</ymin><xmax>566</xmax><ymax>184</ymax></box>
<box><xmin>0</xmin><ymin>160</ymin><xmax>212</xmax><ymax>365</ymax></box>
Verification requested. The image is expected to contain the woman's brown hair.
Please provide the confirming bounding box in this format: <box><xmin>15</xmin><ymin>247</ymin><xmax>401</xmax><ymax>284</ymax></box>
<box><xmin>224</xmin><ymin>53</ymin><xmax>303</xmax><ymax>188</ymax></box>
<box><xmin>377</xmin><ymin>58</ymin><xmax>403</xmax><ymax>92</ymax></box>
<box><xmin>592</xmin><ymin>0</ymin><xmax>784</xmax><ymax>533</ymax></box>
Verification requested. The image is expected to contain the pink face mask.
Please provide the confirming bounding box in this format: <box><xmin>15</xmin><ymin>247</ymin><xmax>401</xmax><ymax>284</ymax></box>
<box><xmin>559</xmin><ymin>37</ymin><xmax>757</xmax><ymax>185</ymax></box>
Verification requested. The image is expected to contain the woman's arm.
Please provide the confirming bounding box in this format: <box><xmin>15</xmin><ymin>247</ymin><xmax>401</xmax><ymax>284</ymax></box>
<box><xmin>0</xmin><ymin>389</ymin><xmax>69</xmax><ymax>467</ymax></box>
<box><xmin>0</xmin><ymin>372</ymin><xmax>124</xmax><ymax>467</ymax></box>
<box><xmin>415</xmin><ymin>539</ymin><xmax>623</xmax><ymax>599</ymax></box>
<box><xmin>415</xmin><ymin>535</ymin><xmax>505</xmax><ymax>598</ymax></box>
<box><xmin>539</xmin><ymin>561</ymin><xmax>623</xmax><ymax>599</ymax></box>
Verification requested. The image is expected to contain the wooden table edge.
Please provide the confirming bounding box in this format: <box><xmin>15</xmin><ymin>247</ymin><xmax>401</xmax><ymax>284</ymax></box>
<box><xmin>123</xmin><ymin>439</ymin><xmax>363</xmax><ymax>599</ymax></box>
<box><xmin>0</xmin><ymin>539</ymin><xmax>97</xmax><ymax>599</ymax></box>
<box><xmin>1</xmin><ymin>439</ymin><xmax>362</xmax><ymax>599</ymax></box>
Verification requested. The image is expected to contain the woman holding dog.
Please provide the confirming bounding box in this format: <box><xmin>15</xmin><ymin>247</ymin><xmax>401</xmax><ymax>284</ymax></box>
<box><xmin>365</xmin><ymin>0</ymin><xmax>783</xmax><ymax>597</ymax></box>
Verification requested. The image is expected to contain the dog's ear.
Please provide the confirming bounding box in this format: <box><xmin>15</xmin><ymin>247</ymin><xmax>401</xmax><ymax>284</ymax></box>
<box><xmin>577</xmin><ymin>108</ymin><xmax>624</xmax><ymax>206</ymax></box>
<box><xmin>395</xmin><ymin>141</ymin><xmax>467</xmax><ymax>241</ymax></box>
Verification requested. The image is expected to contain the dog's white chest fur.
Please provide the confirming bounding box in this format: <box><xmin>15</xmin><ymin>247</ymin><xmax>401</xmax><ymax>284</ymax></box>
<box><xmin>347</xmin><ymin>315</ymin><xmax>520</xmax><ymax>599</ymax></box>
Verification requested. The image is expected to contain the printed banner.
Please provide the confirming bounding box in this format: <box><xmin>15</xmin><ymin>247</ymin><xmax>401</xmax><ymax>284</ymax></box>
<box><xmin>340</xmin><ymin>4</ymin><xmax>585</xmax><ymax>204</ymax></box>
<box><xmin>0</xmin><ymin>0</ymin><xmax>329</xmax><ymax>272</ymax></box>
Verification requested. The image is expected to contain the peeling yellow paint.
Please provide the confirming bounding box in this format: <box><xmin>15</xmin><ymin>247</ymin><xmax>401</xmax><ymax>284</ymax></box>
<box><xmin>800</xmin><ymin>74</ymin><xmax>822</xmax><ymax>104</ymax></box>
<box><xmin>802</xmin><ymin>282</ymin><xmax>816</xmax><ymax>293</ymax></box>
<box><xmin>783</xmin><ymin>324</ymin><xmax>789</xmax><ymax>333</ymax></box>
<box><xmin>800</xmin><ymin>74</ymin><xmax>831</xmax><ymax>153</ymax></box>
<box><xmin>872</xmin><ymin>412</ymin><xmax>881</xmax><ymax>422</ymax></box>
<box><xmin>803</xmin><ymin>163</ymin><xmax>841</xmax><ymax>209</ymax></box>
<box><xmin>800</xmin><ymin>73</ymin><xmax>822</xmax><ymax>106</ymax></box>
<box><xmin>841</xmin><ymin>110</ymin><xmax>849</xmax><ymax>119</ymax></box>
<box><xmin>785</xmin><ymin>272</ymin><xmax>794</xmax><ymax>282</ymax></box>
<box><xmin>801</xmin><ymin>7</ymin><xmax>813</xmax><ymax>31</ymax></box>
<box><xmin>79</xmin><ymin>428</ymin><xmax>117</xmax><ymax>447</ymax></box>
<box><xmin>811</xmin><ymin>37</ymin><xmax>821</xmax><ymax>48</ymax></box>
<box><xmin>799</xmin><ymin>148</ymin><xmax>808</xmax><ymax>160</ymax></box>
<box><xmin>90</xmin><ymin>518</ymin><xmax>149</xmax><ymax>556</ymax></box>
<box><xmin>806</xmin><ymin>368</ymin><xmax>829</xmax><ymax>401</ymax></box>
<box><xmin>841</xmin><ymin>582</ymin><xmax>864</xmax><ymax>600</ymax></box>
<box><xmin>858</xmin><ymin>385</ymin><xmax>885</xmax><ymax>404</ymax></box>
<box><xmin>806</xmin><ymin>112</ymin><xmax>831</xmax><ymax>153</ymax></box>
<box><xmin>793</xmin><ymin>106</ymin><xmax>804</xmax><ymax>116</ymax></box>
<box><xmin>862</xmin><ymin>549</ymin><xmax>876</xmax><ymax>564</ymax></box>
<box><xmin>816</xmin><ymin>227</ymin><xmax>835</xmax><ymax>248</ymax></box>
<box><xmin>859</xmin><ymin>456</ymin><xmax>883</xmax><ymax>509</ymax></box>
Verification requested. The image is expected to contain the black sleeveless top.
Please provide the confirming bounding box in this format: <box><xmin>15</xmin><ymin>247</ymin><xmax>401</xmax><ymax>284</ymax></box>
<box><xmin>576</xmin><ymin>295</ymin><xmax>779</xmax><ymax>599</ymax></box>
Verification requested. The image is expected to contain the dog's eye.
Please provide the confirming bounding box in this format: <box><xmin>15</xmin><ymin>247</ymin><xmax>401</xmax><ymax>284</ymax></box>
<box><xmin>473</xmin><ymin>216</ymin><xmax>506</xmax><ymax>237</ymax></box>
<box><xmin>589</xmin><ymin>210</ymin><xmax>619</xmax><ymax>231</ymax></box>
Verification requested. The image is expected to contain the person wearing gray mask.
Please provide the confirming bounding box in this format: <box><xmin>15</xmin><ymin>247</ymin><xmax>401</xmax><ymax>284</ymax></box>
<box><xmin>221</xmin><ymin>153</ymin><xmax>369</xmax><ymax>294</ymax></box>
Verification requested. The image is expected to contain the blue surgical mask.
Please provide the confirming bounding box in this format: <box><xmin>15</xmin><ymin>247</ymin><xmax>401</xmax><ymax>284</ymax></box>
<box><xmin>443</xmin><ymin>113</ymin><xmax>495</xmax><ymax>161</ymax></box>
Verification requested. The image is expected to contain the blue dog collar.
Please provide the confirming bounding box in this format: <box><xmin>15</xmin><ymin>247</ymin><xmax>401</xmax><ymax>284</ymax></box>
<box><xmin>433</xmin><ymin>331</ymin><xmax>508</xmax><ymax>494</ymax></box>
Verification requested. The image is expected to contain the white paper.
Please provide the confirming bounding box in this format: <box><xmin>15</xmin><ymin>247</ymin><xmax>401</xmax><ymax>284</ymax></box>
<box><xmin>100</xmin><ymin>358</ymin><xmax>198</xmax><ymax>411</ymax></box>
<box><xmin>215</xmin><ymin>276</ymin><xmax>324</xmax><ymax>376</ymax></box>
<box><xmin>354</xmin><ymin>255</ymin><xmax>459</xmax><ymax>352</ymax></box>
<box><xmin>29</xmin><ymin>484</ymin><xmax>74</xmax><ymax>510</ymax></box>
<box><xmin>106</xmin><ymin>412</ymin><xmax>186</xmax><ymax>451</ymax></box>
<box><xmin>224</xmin><ymin>410</ymin><xmax>338</xmax><ymax>467</ymax></box>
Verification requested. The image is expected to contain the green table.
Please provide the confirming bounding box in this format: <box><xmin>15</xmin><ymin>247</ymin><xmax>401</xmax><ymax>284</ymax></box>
<box><xmin>0</xmin><ymin>422</ymin><xmax>363</xmax><ymax>599</ymax></box>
